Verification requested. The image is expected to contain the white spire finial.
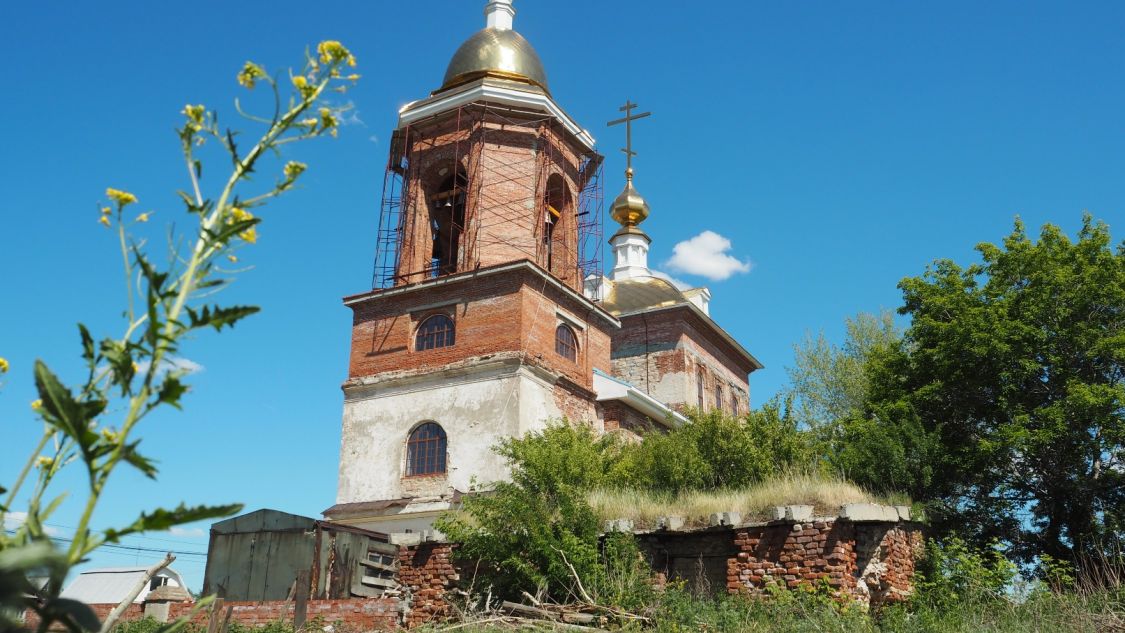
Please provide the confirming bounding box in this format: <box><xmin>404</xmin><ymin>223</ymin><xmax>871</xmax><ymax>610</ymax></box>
<box><xmin>485</xmin><ymin>0</ymin><xmax>515</xmax><ymax>30</ymax></box>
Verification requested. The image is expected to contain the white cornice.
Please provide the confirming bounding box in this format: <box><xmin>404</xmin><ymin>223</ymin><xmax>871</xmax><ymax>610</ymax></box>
<box><xmin>593</xmin><ymin>370</ymin><xmax>687</xmax><ymax>429</ymax></box>
<box><xmin>398</xmin><ymin>81</ymin><xmax>596</xmax><ymax>150</ymax></box>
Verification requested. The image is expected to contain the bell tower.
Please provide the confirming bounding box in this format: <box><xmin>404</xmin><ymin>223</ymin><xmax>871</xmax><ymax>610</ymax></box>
<box><xmin>329</xmin><ymin>1</ymin><xmax>618</xmax><ymax>533</ymax></box>
<box><xmin>373</xmin><ymin>0</ymin><xmax>602</xmax><ymax>291</ymax></box>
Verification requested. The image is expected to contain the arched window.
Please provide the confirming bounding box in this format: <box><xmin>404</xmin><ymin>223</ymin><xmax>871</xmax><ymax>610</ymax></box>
<box><xmin>715</xmin><ymin>383</ymin><xmax>724</xmax><ymax>412</ymax></box>
<box><xmin>416</xmin><ymin>314</ymin><xmax>455</xmax><ymax>351</ymax></box>
<box><xmin>542</xmin><ymin>175</ymin><xmax>572</xmax><ymax>276</ymax></box>
<box><xmin>406</xmin><ymin>422</ymin><xmax>447</xmax><ymax>477</ymax></box>
<box><xmin>429</xmin><ymin>171</ymin><xmax>467</xmax><ymax>277</ymax></box>
<box><xmin>555</xmin><ymin>324</ymin><xmax>578</xmax><ymax>362</ymax></box>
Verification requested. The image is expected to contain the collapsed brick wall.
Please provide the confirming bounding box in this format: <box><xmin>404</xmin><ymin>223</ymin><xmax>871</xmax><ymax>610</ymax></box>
<box><xmin>639</xmin><ymin>518</ymin><xmax>923</xmax><ymax>608</ymax></box>
<box><xmin>396</xmin><ymin>542</ymin><xmax>460</xmax><ymax>629</ymax></box>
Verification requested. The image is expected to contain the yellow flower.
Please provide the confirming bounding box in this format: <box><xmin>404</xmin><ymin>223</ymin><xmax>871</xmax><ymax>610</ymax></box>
<box><xmin>99</xmin><ymin>215</ymin><xmax>111</xmax><ymax>227</ymax></box>
<box><xmin>100</xmin><ymin>428</ymin><xmax>118</xmax><ymax>442</ymax></box>
<box><xmin>131</xmin><ymin>361</ymin><xmax>140</xmax><ymax>373</ymax></box>
<box><xmin>231</xmin><ymin>207</ymin><xmax>253</xmax><ymax>223</ymax></box>
<box><xmin>299</xmin><ymin>117</ymin><xmax>318</xmax><ymax>128</ymax></box>
<box><xmin>317</xmin><ymin>40</ymin><xmax>352</xmax><ymax>65</ymax></box>
<box><xmin>283</xmin><ymin>161</ymin><xmax>307</xmax><ymax>181</ymax></box>
<box><xmin>0</xmin><ymin>357</ymin><xmax>7</xmax><ymax>373</ymax></box>
<box><xmin>101</xmin><ymin>206</ymin><xmax>112</xmax><ymax>215</ymax></box>
<box><xmin>30</xmin><ymin>399</ymin><xmax>42</xmax><ymax>410</ymax></box>
<box><xmin>106</xmin><ymin>188</ymin><xmax>138</xmax><ymax>206</ymax></box>
<box><xmin>239</xmin><ymin>227</ymin><xmax>258</xmax><ymax>244</ymax></box>
<box><xmin>136</xmin><ymin>212</ymin><xmax>150</xmax><ymax>223</ymax></box>
<box><xmin>36</xmin><ymin>456</ymin><xmax>53</xmax><ymax>469</ymax></box>
<box><xmin>291</xmin><ymin>75</ymin><xmax>307</xmax><ymax>89</ymax></box>
<box><xmin>318</xmin><ymin>107</ymin><xmax>338</xmax><ymax>131</ymax></box>
<box><xmin>346</xmin><ymin>74</ymin><xmax>361</xmax><ymax>82</ymax></box>
<box><xmin>227</xmin><ymin>254</ymin><xmax>239</xmax><ymax>264</ymax></box>
<box><xmin>237</xmin><ymin>61</ymin><xmax>266</xmax><ymax>89</ymax></box>
<box><xmin>182</xmin><ymin>104</ymin><xmax>206</xmax><ymax>132</ymax></box>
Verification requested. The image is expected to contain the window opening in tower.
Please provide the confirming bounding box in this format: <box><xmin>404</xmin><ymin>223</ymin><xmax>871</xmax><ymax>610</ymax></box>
<box><xmin>430</xmin><ymin>172</ymin><xmax>467</xmax><ymax>277</ymax></box>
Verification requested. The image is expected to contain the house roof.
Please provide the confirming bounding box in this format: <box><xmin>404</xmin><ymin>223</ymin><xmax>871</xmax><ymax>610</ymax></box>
<box><xmin>60</xmin><ymin>567</ymin><xmax>186</xmax><ymax>604</ymax></box>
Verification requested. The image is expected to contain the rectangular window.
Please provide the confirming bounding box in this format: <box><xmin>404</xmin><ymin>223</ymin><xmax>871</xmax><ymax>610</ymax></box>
<box><xmin>697</xmin><ymin>370</ymin><xmax>705</xmax><ymax>409</ymax></box>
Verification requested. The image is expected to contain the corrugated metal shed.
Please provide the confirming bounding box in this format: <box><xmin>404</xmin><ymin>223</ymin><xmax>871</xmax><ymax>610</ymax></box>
<box><xmin>203</xmin><ymin>509</ymin><xmax>395</xmax><ymax>601</ymax></box>
<box><xmin>60</xmin><ymin>567</ymin><xmax>187</xmax><ymax>604</ymax></box>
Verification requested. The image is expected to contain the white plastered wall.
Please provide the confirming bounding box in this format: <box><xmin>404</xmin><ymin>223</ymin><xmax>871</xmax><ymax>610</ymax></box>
<box><xmin>336</xmin><ymin>360</ymin><xmax>564</xmax><ymax>506</ymax></box>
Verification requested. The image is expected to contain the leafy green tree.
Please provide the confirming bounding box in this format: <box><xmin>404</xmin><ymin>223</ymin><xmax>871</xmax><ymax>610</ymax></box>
<box><xmin>874</xmin><ymin>216</ymin><xmax>1125</xmax><ymax>569</ymax></box>
<box><xmin>435</xmin><ymin>423</ymin><xmax>620</xmax><ymax>601</ymax></box>
<box><xmin>786</xmin><ymin>311</ymin><xmax>901</xmax><ymax>442</ymax></box>
<box><xmin>610</xmin><ymin>402</ymin><xmax>816</xmax><ymax>494</ymax></box>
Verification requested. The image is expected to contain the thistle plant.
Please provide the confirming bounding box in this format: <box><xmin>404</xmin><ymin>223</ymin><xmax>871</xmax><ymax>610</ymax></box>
<box><xmin>0</xmin><ymin>41</ymin><xmax>359</xmax><ymax>632</ymax></box>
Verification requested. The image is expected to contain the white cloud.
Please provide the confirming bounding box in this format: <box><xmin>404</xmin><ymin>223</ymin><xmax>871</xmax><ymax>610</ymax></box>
<box><xmin>135</xmin><ymin>357</ymin><xmax>204</xmax><ymax>376</ymax></box>
<box><xmin>649</xmin><ymin>269</ymin><xmax>691</xmax><ymax>290</ymax></box>
<box><xmin>664</xmin><ymin>230</ymin><xmax>753</xmax><ymax>281</ymax></box>
<box><xmin>3</xmin><ymin>511</ymin><xmax>61</xmax><ymax>536</ymax></box>
<box><xmin>167</xmin><ymin>526</ymin><xmax>206</xmax><ymax>538</ymax></box>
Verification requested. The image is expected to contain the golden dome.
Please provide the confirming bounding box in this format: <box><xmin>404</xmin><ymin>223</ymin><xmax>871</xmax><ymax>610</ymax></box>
<box><xmin>609</xmin><ymin>168</ymin><xmax>650</xmax><ymax>228</ymax></box>
<box><xmin>440</xmin><ymin>28</ymin><xmax>549</xmax><ymax>93</ymax></box>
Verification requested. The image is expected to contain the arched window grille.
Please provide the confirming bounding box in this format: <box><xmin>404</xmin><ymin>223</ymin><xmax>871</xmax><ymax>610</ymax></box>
<box><xmin>416</xmin><ymin>314</ymin><xmax>455</xmax><ymax>351</ymax></box>
<box><xmin>406</xmin><ymin>422</ymin><xmax>447</xmax><ymax>477</ymax></box>
<box><xmin>555</xmin><ymin>324</ymin><xmax>578</xmax><ymax>362</ymax></box>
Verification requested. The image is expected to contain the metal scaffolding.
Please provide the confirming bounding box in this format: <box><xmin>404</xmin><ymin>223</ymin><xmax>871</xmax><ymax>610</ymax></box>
<box><xmin>371</xmin><ymin>103</ymin><xmax>603</xmax><ymax>295</ymax></box>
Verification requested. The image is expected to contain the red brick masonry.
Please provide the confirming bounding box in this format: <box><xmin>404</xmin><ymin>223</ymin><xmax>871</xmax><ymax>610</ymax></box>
<box><xmin>26</xmin><ymin>521</ymin><xmax>918</xmax><ymax>630</ymax></box>
<box><xmin>638</xmin><ymin>517</ymin><xmax>923</xmax><ymax>607</ymax></box>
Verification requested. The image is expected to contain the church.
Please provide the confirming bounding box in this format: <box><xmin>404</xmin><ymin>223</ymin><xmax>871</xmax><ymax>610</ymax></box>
<box><xmin>323</xmin><ymin>0</ymin><xmax>762</xmax><ymax>534</ymax></box>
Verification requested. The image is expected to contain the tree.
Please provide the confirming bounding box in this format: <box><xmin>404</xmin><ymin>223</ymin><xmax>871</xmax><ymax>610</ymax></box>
<box><xmin>874</xmin><ymin>216</ymin><xmax>1125</xmax><ymax>569</ymax></box>
<box><xmin>786</xmin><ymin>311</ymin><xmax>901</xmax><ymax>442</ymax></box>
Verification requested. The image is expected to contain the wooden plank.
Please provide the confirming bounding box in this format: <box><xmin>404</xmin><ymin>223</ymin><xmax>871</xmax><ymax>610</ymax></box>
<box><xmin>294</xmin><ymin>570</ymin><xmax>310</xmax><ymax>629</ymax></box>
<box><xmin>357</xmin><ymin>558</ymin><xmax>397</xmax><ymax>572</ymax></box>
<box><xmin>360</xmin><ymin>576</ymin><xmax>398</xmax><ymax>589</ymax></box>
<box><xmin>366</xmin><ymin>541</ymin><xmax>399</xmax><ymax>555</ymax></box>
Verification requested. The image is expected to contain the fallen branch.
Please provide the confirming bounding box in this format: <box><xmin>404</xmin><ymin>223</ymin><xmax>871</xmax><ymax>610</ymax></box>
<box><xmin>98</xmin><ymin>553</ymin><xmax>175</xmax><ymax>633</ymax></box>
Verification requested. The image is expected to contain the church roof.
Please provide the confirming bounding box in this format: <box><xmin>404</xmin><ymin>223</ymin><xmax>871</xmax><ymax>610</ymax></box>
<box><xmin>600</xmin><ymin>276</ymin><xmax>690</xmax><ymax>315</ymax></box>
<box><xmin>440</xmin><ymin>27</ymin><xmax>549</xmax><ymax>94</ymax></box>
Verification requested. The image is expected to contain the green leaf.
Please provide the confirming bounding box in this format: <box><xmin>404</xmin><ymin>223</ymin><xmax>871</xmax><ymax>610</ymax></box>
<box><xmin>122</xmin><ymin>441</ymin><xmax>159</xmax><ymax>479</ymax></box>
<box><xmin>77</xmin><ymin>324</ymin><xmax>96</xmax><ymax>366</ymax></box>
<box><xmin>156</xmin><ymin>373</ymin><xmax>188</xmax><ymax>409</ymax></box>
<box><xmin>104</xmin><ymin>502</ymin><xmax>243</xmax><ymax>542</ymax></box>
<box><xmin>185</xmin><ymin>305</ymin><xmax>260</xmax><ymax>332</ymax></box>
<box><xmin>34</xmin><ymin>361</ymin><xmax>97</xmax><ymax>454</ymax></box>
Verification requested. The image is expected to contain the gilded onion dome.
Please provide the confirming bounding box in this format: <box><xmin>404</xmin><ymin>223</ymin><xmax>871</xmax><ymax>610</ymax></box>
<box><xmin>610</xmin><ymin>168</ymin><xmax>650</xmax><ymax>229</ymax></box>
<box><xmin>440</xmin><ymin>27</ymin><xmax>549</xmax><ymax>93</ymax></box>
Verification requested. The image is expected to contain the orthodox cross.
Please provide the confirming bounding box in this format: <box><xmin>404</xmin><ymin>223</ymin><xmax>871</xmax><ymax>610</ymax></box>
<box><xmin>607</xmin><ymin>100</ymin><xmax>652</xmax><ymax>172</ymax></box>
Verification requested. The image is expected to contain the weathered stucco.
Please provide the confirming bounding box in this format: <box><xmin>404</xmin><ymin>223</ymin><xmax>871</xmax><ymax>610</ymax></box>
<box><xmin>337</xmin><ymin>357</ymin><xmax>566</xmax><ymax>507</ymax></box>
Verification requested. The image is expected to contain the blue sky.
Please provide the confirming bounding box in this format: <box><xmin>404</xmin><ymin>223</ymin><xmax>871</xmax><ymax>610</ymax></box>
<box><xmin>1</xmin><ymin>0</ymin><xmax>1123</xmax><ymax>592</ymax></box>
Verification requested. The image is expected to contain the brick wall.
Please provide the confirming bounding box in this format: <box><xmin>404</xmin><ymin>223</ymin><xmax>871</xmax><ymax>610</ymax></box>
<box><xmin>393</xmin><ymin>108</ymin><xmax>591</xmax><ymax>295</ymax></box>
<box><xmin>346</xmin><ymin>263</ymin><xmax>615</xmax><ymax>396</ymax></box>
<box><xmin>20</xmin><ymin>599</ymin><xmax>399</xmax><ymax>632</ymax></box>
<box><xmin>397</xmin><ymin>542</ymin><xmax>459</xmax><ymax>628</ymax></box>
<box><xmin>639</xmin><ymin>518</ymin><xmax>923</xmax><ymax>608</ymax></box>
<box><xmin>611</xmin><ymin>307</ymin><xmax>752</xmax><ymax>414</ymax></box>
